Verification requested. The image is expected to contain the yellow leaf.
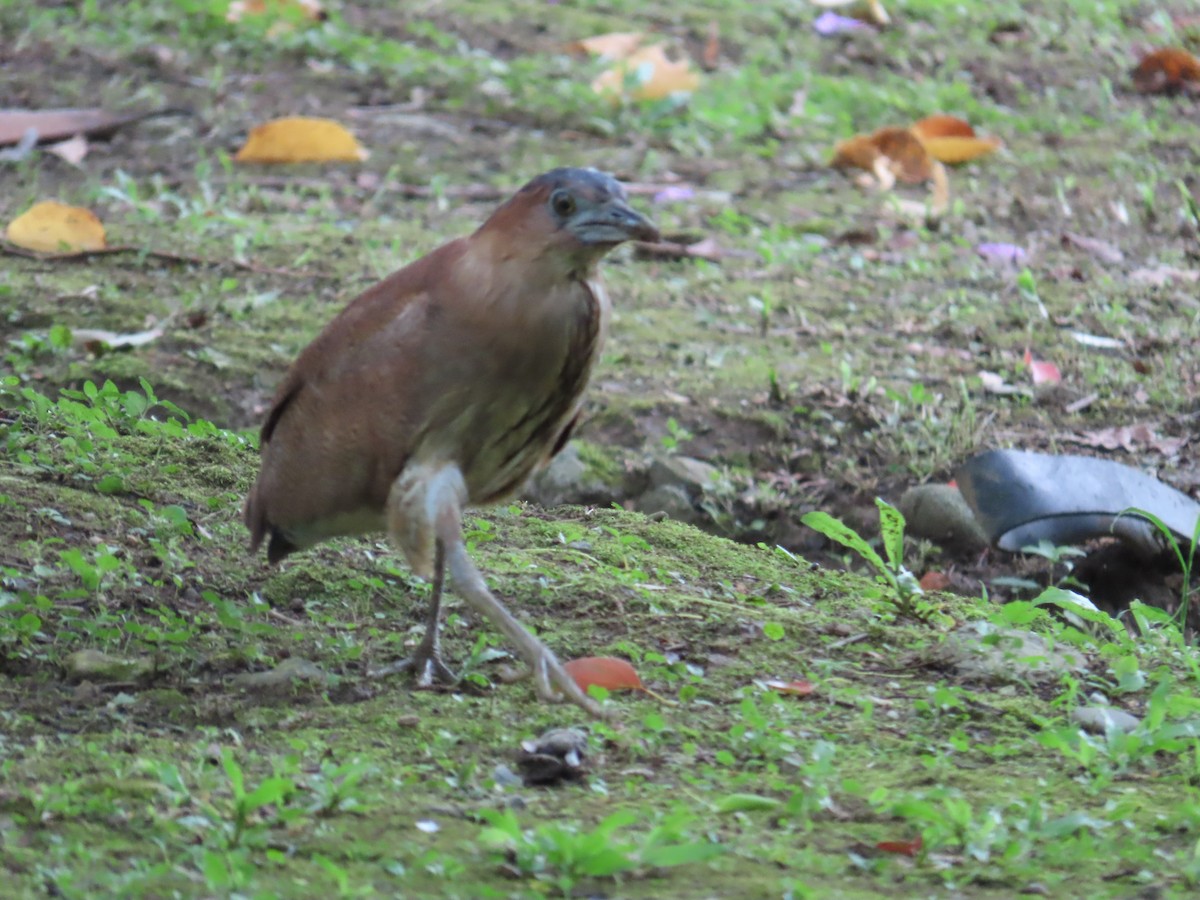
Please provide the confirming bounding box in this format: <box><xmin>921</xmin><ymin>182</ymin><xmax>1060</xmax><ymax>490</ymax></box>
<box><xmin>234</xmin><ymin>116</ymin><xmax>368</xmax><ymax>164</ymax></box>
<box><xmin>5</xmin><ymin>201</ymin><xmax>106</xmax><ymax>252</ymax></box>
<box><xmin>919</xmin><ymin>135</ymin><xmax>1002</xmax><ymax>164</ymax></box>
<box><xmin>567</xmin><ymin>32</ymin><xmax>645</xmax><ymax>60</ymax></box>
<box><xmin>592</xmin><ymin>44</ymin><xmax>701</xmax><ymax>103</ymax></box>
<box><xmin>911</xmin><ymin>114</ymin><xmax>976</xmax><ymax>141</ymax></box>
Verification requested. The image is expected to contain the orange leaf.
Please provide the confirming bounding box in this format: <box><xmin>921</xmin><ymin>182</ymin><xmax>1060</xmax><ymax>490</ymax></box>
<box><xmin>592</xmin><ymin>44</ymin><xmax>701</xmax><ymax>103</ymax></box>
<box><xmin>830</xmin><ymin>133</ymin><xmax>884</xmax><ymax>172</ymax></box>
<box><xmin>563</xmin><ymin>657</ymin><xmax>644</xmax><ymax>693</ymax></box>
<box><xmin>919</xmin><ymin>134</ymin><xmax>1002</xmax><ymax>164</ymax></box>
<box><xmin>911</xmin><ymin>114</ymin><xmax>976</xmax><ymax>140</ymax></box>
<box><xmin>234</xmin><ymin>116</ymin><xmax>368</xmax><ymax>164</ymax></box>
<box><xmin>764</xmin><ymin>679</ymin><xmax>816</xmax><ymax>697</ymax></box>
<box><xmin>832</xmin><ymin>127</ymin><xmax>932</xmax><ymax>184</ymax></box>
<box><xmin>1132</xmin><ymin>47</ymin><xmax>1200</xmax><ymax>94</ymax></box>
<box><xmin>5</xmin><ymin>201</ymin><xmax>106</xmax><ymax>252</ymax></box>
<box><xmin>568</xmin><ymin>31</ymin><xmax>645</xmax><ymax>60</ymax></box>
<box><xmin>919</xmin><ymin>571</ymin><xmax>951</xmax><ymax>592</ymax></box>
<box><xmin>876</xmin><ymin>836</ymin><xmax>922</xmax><ymax>856</ymax></box>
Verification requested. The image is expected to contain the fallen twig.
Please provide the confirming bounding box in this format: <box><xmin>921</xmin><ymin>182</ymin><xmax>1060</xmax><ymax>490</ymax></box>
<box><xmin>0</xmin><ymin>239</ymin><xmax>332</xmax><ymax>278</ymax></box>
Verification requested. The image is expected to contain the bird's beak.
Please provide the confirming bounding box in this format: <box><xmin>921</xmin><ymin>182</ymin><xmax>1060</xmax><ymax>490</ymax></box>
<box><xmin>570</xmin><ymin>199</ymin><xmax>660</xmax><ymax>245</ymax></box>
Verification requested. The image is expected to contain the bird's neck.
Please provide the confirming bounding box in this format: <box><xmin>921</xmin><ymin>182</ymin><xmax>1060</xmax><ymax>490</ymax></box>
<box><xmin>458</xmin><ymin>229</ymin><xmax>603</xmax><ymax>297</ymax></box>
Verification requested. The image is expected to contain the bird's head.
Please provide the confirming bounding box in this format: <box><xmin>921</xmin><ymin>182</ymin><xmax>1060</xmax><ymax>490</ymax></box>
<box><xmin>480</xmin><ymin>168</ymin><xmax>659</xmax><ymax>268</ymax></box>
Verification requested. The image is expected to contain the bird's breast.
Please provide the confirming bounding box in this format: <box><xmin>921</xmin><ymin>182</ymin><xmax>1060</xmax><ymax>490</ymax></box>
<box><xmin>457</xmin><ymin>275</ymin><xmax>609</xmax><ymax>503</ymax></box>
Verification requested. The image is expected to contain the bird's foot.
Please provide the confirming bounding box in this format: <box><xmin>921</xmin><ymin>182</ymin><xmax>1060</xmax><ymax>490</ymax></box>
<box><xmin>530</xmin><ymin>648</ymin><xmax>611</xmax><ymax>720</ymax></box>
<box><xmin>369</xmin><ymin>638</ymin><xmax>458</xmax><ymax>688</ymax></box>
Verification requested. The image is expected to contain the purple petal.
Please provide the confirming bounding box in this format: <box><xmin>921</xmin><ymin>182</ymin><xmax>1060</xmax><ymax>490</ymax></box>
<box><xmin>813</xmin><ymin>11</ymin><xmax>868</xmax><ymax>36</ymax></box>
<box><xmin>653</xmin><ymin>185</ymin><xmax>696</xmax><ymax>204</ymax></box>
<box><xmin>976</xmin><ymin>242</ymin><xmax>1028</xmax><ymax>265</ymax></box>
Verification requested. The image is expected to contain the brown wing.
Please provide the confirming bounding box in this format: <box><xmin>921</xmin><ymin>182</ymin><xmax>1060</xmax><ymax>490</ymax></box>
<box><xmin>244</xmin><ymin>241</ymin><xmax>468</xmax><ymax>559</ymax></box>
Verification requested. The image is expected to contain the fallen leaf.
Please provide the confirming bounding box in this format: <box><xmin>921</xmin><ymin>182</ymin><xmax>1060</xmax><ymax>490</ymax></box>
<box><xmin>0</xmin><ymin>107</ymin><xmax>185</xmax><ymax>147</ymax></box>
<box><xmin>764</xmin><ymin>679</ymin><xmax>816</xmax><ymax>697</ymax></box>
<box><xmin>918</xmin><ymin>134</ymin><xmax>1002</xmax><ymax>164</ymax></box>
<box><xmin>5</xmin><ymin>201</ymin><xmax>106</xmax><ymax>252</ymax></box>
<box><xmin>910</xmin><ymin>115</ymin><xmax>1002</xmax><ymax>163</ymax></box>
<box><xmin>813</xmin><ymin>11</ymin><xmax>869</xmax><ymax>35</ymax></box>
<box><xmin>567</xmin><ymin>31</ymin><xmax>645</xmax><ymax>60</ymax></box>
<box><xmin>876</xmin><ymin>836</ymin><xmax>923</xmax><ymax>857</ymax></box>
<box><xmin>563</xmin><ymin>656</ymin><xmax>644</xmax><ymax>693</ymax></box>
<box><xmin>911</xmin><ymin>114</ymin><xmax>977</xmax><ymax>140</ymax></box>
<box><xmin>235</xmin><ymin>116</ymin><xmax>368</xmax><ymax>163</ymax></box>
<box><xmin>919</xmin><ymin>571</ymin><xmax>951</xmax><ymax>591</ymax></box>
<box><xmin>832</xmin><ymin>127</ymin><xmax>932</xmax><ymax>185</ymax></box>
<box><xmin>1131</xmin><ymin>47</ymin><xmax>1200</xmax><ymax>94</ymax></box>
<box><xmin>1023</xmin><ymin>348</ymin><xmax>1062</xmax><ymax>386</ymax></box>
<box><xmin>45</xmin><ymin>134</ymin><xmax>89</xmax><ymax>165</ymax></box>
<box><xmin>592</xmin><ymin>44</ymin><xmax>701</xmax><ymax>103</ymax></box>
<box><xmin>976</xmin><ymin>242</ymin><xmax>1028</xmax><ymax>265</ymax></box>
<box><xmin>1069</xmin><ymin>424</ymin><xmax>1185</xmax><ymax>456</ymax></box>
<box><xmin>1061</xmin><ymin>231</ymin><xmax>1123</xmax><ymax>264</ymax></box>
<box><xmin>226</xmin><ymin>0</ymin><xmax>324</xmax><ymax>23</ymax></box>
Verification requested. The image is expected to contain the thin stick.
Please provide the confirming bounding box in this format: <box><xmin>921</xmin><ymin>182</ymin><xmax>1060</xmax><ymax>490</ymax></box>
<box><xmin>0</xmin><ymin>240</ymin><xmax>331</xmax><ymax>279</ymax></box>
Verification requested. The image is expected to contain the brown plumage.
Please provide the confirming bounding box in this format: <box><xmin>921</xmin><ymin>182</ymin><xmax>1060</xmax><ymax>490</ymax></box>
<box><xmin>245</xmin><ymin>168</ymin><xmax>658</xmax><ymax>718</ymax></box>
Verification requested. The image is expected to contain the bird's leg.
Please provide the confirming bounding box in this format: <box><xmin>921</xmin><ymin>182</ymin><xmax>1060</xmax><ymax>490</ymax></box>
<box><xmin>441</xmin><ymin>537</ymin><xmax>608</xmax><ymax>719</ymax></box>
<box><xmin>431</xmin><ymin>480</ymin><xmax>610</xmax><ymax>720</ymax></box>
<box><xmin>369</xmin><ymin>539</ymin><xmax>457</xmax><ymax>685</ymax></box>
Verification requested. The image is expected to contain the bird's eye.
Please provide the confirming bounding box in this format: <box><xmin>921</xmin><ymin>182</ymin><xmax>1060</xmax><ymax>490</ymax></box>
<box><xmin>550</xmin><ymin>190</ymin><xmax>576</xmax><ymax>217</ymax></box>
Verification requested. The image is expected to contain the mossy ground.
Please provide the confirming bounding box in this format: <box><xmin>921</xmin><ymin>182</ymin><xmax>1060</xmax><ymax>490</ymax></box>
<box><xmin>3</xmin><ymin>1</ymin><xmax>1200</xmax><ymax>898</ymax></box>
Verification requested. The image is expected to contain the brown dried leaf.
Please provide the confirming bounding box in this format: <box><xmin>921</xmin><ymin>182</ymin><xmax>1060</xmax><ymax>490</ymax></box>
<box><xmin>1070</xmin><ymin>423</ymin><xmax>1185</xmax><ymax>456</ymax></box>
<box><xmin>1132</xmin><ymin>47</ymin><xmax>1200</xmax><ymax>94</ymax></box>
<box><xmin>0</xmin><ymin>108</ymin><xmax>180</xmax><ymax>147</ymax></box>
<box><xmin>832</xmin><ymin>127</ymin><xmax>932</xmax><ymax>184</ymax></box>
